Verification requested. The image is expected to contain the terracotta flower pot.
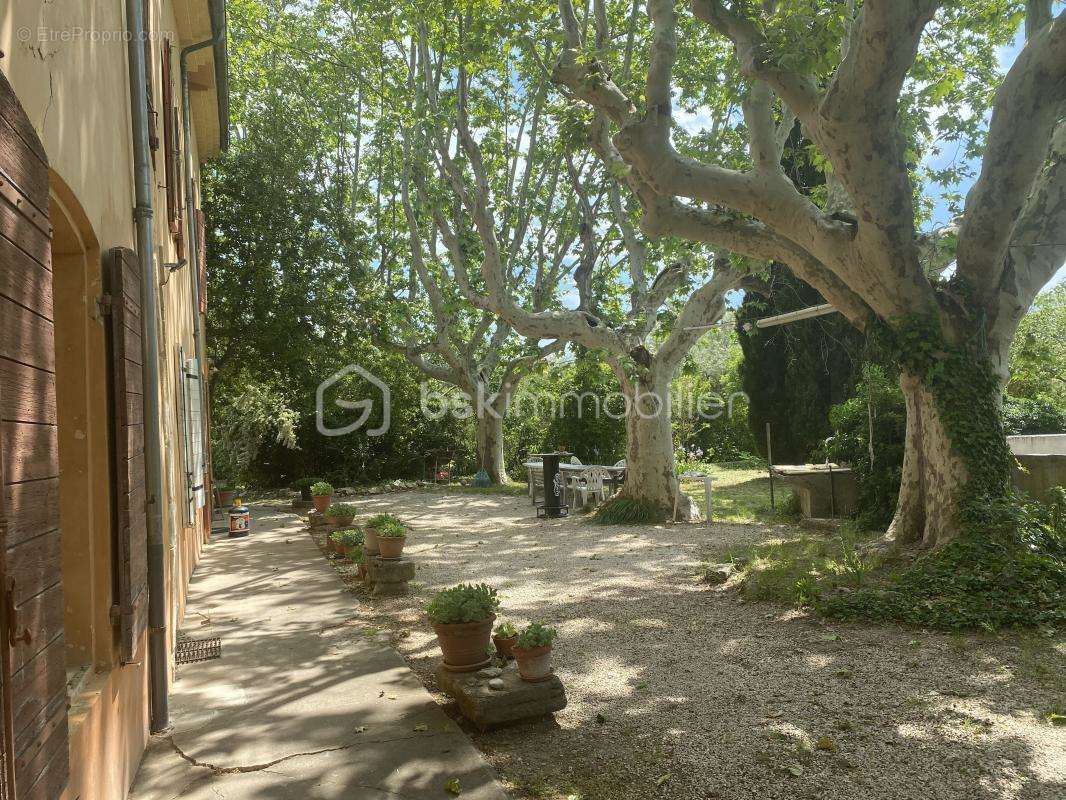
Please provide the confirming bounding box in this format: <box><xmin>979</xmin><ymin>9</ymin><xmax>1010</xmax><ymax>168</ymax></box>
<box><xmin>312</xmin><ymin>494</ymin><xmax>331</xmax><ymax>513</ymax></box>
<box><xmin>377</xmin><ymin>535</ymin><xmax>406</xmax><ymax>559</ymax></box>
<box><xmin>219</xmin><ymin>490</ymin><xmax>235</xmax><ymax>508</ymax></box>
<box><xmin>493</xmin><ymin>634</ymin><xmax>518</xmax><ymax>660</ymax></box>
<box><xmin>326</xmin><ymin>537</ymin><xmax>339</xmax><ymax>554</ymax></box>
<box><xmin>432</xmin><ymin>615</ymin><xmax>496</xmax><ymax>673</ymax></box>
<box><xmin>363</xmin><ymin>528</ymin><xmax>379</xmax><ymax>554</ymax></box>
<box><xmin>512</xmin><ymin>644</ymin><xmax>553</xmax><ymax>682</ymax></box>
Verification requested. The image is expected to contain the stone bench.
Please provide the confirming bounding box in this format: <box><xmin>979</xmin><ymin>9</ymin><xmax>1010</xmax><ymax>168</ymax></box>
<box><xmin>770</xmin><ymin>464</ymin><xmax>858</xmax><ymax>518</ymax></box>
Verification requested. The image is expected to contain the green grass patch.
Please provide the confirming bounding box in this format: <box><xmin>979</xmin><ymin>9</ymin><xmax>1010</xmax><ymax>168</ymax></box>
<box><xmin>423</xmin><ymin>481</ymin><xmax>529</xmax><ymax>497</ymax></box>
<box><xmin>592</xmin><ymin>496</ymin><xmax>668</xmax><ymax>525</ymax></box>
<box><xmin>730</xmin><ymin>524</ymin><xmax>883</xmax><ymax>605</ymax></box>
<box><xmin>821</xmin><ymin>521</ymin><xmax>1065</xmax><ymax>631</ymax></box>
<box><xmin>731</xmin><ymin>496</ymin><xmax>1066</xmax><ymax>631</ymax></box>
<box><xmin>680</xmin><ymin>464</ymin><xmax>795</xmax><ymax>524</ymax></box>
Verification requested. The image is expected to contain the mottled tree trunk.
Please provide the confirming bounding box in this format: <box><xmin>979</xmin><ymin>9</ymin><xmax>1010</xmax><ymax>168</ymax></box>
<box><xmin>888</xmin><ymin>364</ymin><xmax>1011</xmax><ymax>549</ymax></box>
<box><xmin>475</xmin><ymin>410</ymin><xmax>506</xmax><ymax>484</ymax></box>
<box><xmin>618</xmin><ymin>372</ymin><xmax>701</xmax><ymax>521</ymax></box>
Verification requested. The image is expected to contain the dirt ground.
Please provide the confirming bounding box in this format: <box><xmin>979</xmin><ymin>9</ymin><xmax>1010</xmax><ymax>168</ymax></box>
<box><xmin>304</xmin><ymin>489</ymin><xmax>1065</xmax><ymax>800</ymax></box>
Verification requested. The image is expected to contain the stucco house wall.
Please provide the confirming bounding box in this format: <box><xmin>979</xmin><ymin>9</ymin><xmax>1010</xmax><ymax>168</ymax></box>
<box><xmin>0</xmin><ymin>1</ymin><xmax>224</xmax><ymax>798</ymax></box>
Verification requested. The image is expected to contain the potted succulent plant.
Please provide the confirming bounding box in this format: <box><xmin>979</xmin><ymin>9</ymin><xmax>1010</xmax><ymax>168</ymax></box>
<box><xmin>337</xmin><ymin>529</ymin><xmax>364</xmax><ymax>560</ymax></box>
<box><xmin>328</xmin><ymin>533</ymin><xmax>358</xmax><ymax>558</ymax></box>
<box><xmin>324</xmin><ymin>533</ymin><xmax>341</xmax><ymax>558</ymax></box>
<box><xmin>374</xmin><ymin>518</ymin><xmax>407</xmax><ymax>559</ymax></box>
<box><xmin>293</xmin><ymin>477</ymin><xmax>324</xmax><ymax>502</ymax></box>
<box><xmin>425</xmin><ymin>583</ymin><xmax>500</xmax><ymax>673</ymax></box>
<box><xmin>310</xmin><ymin>481</ymin><xmax>334</xmax><ymax>513</ymax></box>
<box><xmin>325</xmin><ymin>503</ymin><xmax>357</xmax><ymax>527</ymax></box>
<box><xmin>512</xmin><ymin>622</ymin><xmax>558</xmax><ymax>682</ymax></box>
<box><xmin>492</xmin><ymin>621</ymin><xmax>519</xmax><ymax>659</ymax></box>
<box><xmin>364</xmin><ymin>513</ymin><xmax>401</xmax><ymax>554</ymax></box>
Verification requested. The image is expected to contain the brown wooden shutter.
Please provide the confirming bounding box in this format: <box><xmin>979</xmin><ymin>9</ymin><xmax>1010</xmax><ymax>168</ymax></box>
<box><xmin>105</xmin><ymin>248</ymin><xmax>149</xmax><ymax>665</ymax></box>
<box><xmin>0</xmin><ymin>69</ymin><xmax>69</xmax><ymax>800</ymax></box>
<box><xmin>161</xmin><ymin>40</ymin><xmax>183</xmax><ymax>249</ymax></box>
<box><xmin>144</xmin><ymin>0</ymin><xmax>159</xmax><ymax>155</ymax></box>
<box><xmin>196</xmin><ymin>209</ymin><xmax>207</xmax><ymax>313</ymax></box>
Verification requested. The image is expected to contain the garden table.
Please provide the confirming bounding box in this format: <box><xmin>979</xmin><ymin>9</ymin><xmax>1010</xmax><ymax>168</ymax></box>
<box><xmin>524</xmin><ymin>462</ymin><xmax>626</xmax><ymax>509</ymax></box>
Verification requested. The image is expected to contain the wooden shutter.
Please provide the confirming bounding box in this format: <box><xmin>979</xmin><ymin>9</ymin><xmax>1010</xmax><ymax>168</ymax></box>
<box><xmin>161</xmin><ymin>39</ymin><xmax>183</xmax><ymax>254</ymax></box>
<box><xmin>105</xmin><ymin>248</ymin><xmax>148</xmax><ymax>665</ymax></box>
<box><xmin>0</xmin><ymin>70</ymin><xmax>69</xmax><ymax>800</ymax></box>
<box><xmin>196</xmin><ymin>209</ymin><xmax>207</xmax><ymax>313</ymax></box>
<box><xmin>144</xmin><ymin>0</ymin><xmax>159</xmax><ymax>155</ymax></box>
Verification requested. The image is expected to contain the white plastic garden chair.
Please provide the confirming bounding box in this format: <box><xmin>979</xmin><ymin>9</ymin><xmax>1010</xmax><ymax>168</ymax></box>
<box><xmin>569</xmin><ymin>466</ymin><xmax>611</xmax><ymax>510</ymax></box>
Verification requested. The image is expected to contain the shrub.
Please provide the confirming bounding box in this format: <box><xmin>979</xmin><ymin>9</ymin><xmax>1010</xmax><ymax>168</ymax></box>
<box><xmin>292</xmin><ymin>476</ymin><xmax>325</xmax><ymax>491</ymax></box>
<box><xmin>818</xmin><ymin>364</ymin><xmax>906</xmax><ymax>530</ymax></box>
<box><xmin>592</xmin><ymin>496</ymin><xmax>667</xmax><ymax>525</ymax></box>
<box><xmin>425</xmin><ymin>584</ymin><xmax>500</xmax><ymax>625</ymax></box>
<box><xmin>495</xmin><ymin>621</ymin><xmax>518</xmax><ymax>639</ymax></box>
<box><xmin>1002</xmin><ymin>395</ymin><xmax>1066</xmax><ymax>435</ymax></box>
<box><xmin>821</xmin><ymin>492</ymin><xmax>1066</xmax><ymax>630</ymax></box>
<box><xmin>311</xmin><ymin>481</ymin><xmax>334</xmax><ymax>497</ymax></box>
<box><xmin>326</xmin><ymin>503</ymin><xmax>357</xmax><ymax>518</ymax></box>
<box><xmin>515</xmin><ymin>622</ymin><xmax>558</xmax><ymax>649</ymax></box>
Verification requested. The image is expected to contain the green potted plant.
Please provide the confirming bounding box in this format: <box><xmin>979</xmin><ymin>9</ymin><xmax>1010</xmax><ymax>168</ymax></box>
<box><xmin>327</xmin><ymin>530</ymin><xmax>345</xmax><ymax>555</ymax></box>
<box><xmin>328</xmin><ymin>528</ymin><xmax>358</xmax><ymax>556</ymax></box>
<box><xmin>325</xmin><ymin>502</ymin><xmax>357</xmax><ymax>527</ymax></box>
<box><xmin>292</xmin><ymin>477</ymin><xmax>324</xmax><ymax>502</ymax></box>
<box><xmin>364</xmin><ymin>513</ymin><xmax>402</xmax><ymax>554</ymax></box>
<box><xmin>493</xmin><ymin>621</ymin><xmax>519</xmax><ymax>659</ymax></box>
<box><xmin>336</xmin><ymin>529</ymin><xmax>364</xmax><ymax>560</ymax></box>
<box><xmin>374</xmin><ymin>517</ymin><xmax>407</xmax><ymax>559</ymax></box>
<box><xmin>310</xmin><ymin>481</ymin><xmax>334</xmax><ymax>513</ymax></box>
<box><xmin>425</xmin><ymin>583</ymin><xmax>500</xmax><ymax>673</ymax></box>
<box><xmin>512</xmin><ymin>622</ymin><xmax>557</xmax><ymax>682</ymax></box>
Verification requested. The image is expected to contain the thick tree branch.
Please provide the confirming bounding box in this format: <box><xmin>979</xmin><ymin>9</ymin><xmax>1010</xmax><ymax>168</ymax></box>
<box><xmin>956</xmin><ymin>10</ymin><xmax>1066</xmax><ymax>300</ymax></box>
<box><xmin>689</xmin><ymin>0</ymin><xmax>821</xmax><ymax>118</ymax></box>
<box><xmin>655</xmin><ymin>263</ymin><xmax>741</xmax><ymax>370</ymax></box>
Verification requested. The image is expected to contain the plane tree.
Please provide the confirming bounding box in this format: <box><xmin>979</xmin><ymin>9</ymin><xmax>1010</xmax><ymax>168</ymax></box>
<box><xmin>552</xmin><ymin>0</ymin><xmax>1066</xmax><ymax>549</ymax></box>
<box><xmin>406</xmin><ymin>12</ymin><xmax>747</xmax><ymax>520</ymax></box>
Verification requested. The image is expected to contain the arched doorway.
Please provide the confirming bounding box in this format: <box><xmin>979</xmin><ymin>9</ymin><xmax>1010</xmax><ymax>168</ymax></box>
<box><xmin>48</xmin><ymin>172</ymin><xmax>106</xmax><ymax>677</ymax></box>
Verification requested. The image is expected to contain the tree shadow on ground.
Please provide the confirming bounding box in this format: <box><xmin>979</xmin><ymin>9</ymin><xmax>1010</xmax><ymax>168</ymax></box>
<box><xmin>341</xmin><ymin>490</ymin><xmax>1066</xmax><ymax>800</ymax></box>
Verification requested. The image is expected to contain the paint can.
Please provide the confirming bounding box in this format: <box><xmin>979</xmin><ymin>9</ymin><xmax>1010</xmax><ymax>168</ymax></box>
<box><xmin>228</xmin><ymin>500</ymin><xmax>251</xmax><ymax>537</ymax></box>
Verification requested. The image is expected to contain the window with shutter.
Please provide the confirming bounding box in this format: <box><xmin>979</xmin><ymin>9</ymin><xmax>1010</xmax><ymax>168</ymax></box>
<box><xmin>105</xmin><ymin>248</ymin><xmax>149</xmax><ymax>665</ymax></box>
<box><xmin>1</xmin><ymin>69</ymin><xmax>69</xmax><ymax>800</ymax></box>
<box><xmin>161</xmin><ymin>39</ymin><xmax>183</xmax><ymax>251</ymax></box>
<box><xmin>181</xmin><ymin>356</ymin><xmax>205</xmax><ymax>524</ymax></box>
<box><xmin>196</xmin><ymin>209</ymin><xmax>207</xmax><ymax>313</ymax></box>
<box><xmin>144</xmin><ymin>0</ymin><xmax>159</xmax><ymax>155</ymax></box>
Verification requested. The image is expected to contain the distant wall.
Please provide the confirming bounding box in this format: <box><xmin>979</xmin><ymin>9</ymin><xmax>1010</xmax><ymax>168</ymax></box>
<box><xmin>1009</xmin><ymin>435</ymin><xmax>1066</xmax><ymax>502</ymax></box>
<box><xmin>1008</xmin><ymin>434</ymin><xmax>1066</xmax><ymax>456</ymax></box>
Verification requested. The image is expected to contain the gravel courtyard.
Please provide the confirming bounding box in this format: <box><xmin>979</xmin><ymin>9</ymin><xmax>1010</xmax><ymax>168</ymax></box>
<box><xmin>309</xmin><ymin>490</ymin><xmax>1065</xmax><ymax>800</ymax></box>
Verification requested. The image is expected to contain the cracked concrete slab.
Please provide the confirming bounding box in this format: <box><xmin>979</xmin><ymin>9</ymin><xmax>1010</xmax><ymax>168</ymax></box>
<box><xmin>129</xmin><ymin>507</ymin><xmax>509</xmax><ymax>800</ymax></box>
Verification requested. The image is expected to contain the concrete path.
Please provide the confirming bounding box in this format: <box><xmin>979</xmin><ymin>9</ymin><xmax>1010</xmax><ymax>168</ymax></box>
<box><xmin>129</xmin><ymin>506</ymin><xmax>510</xmax><ymax>800</ymax></box>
